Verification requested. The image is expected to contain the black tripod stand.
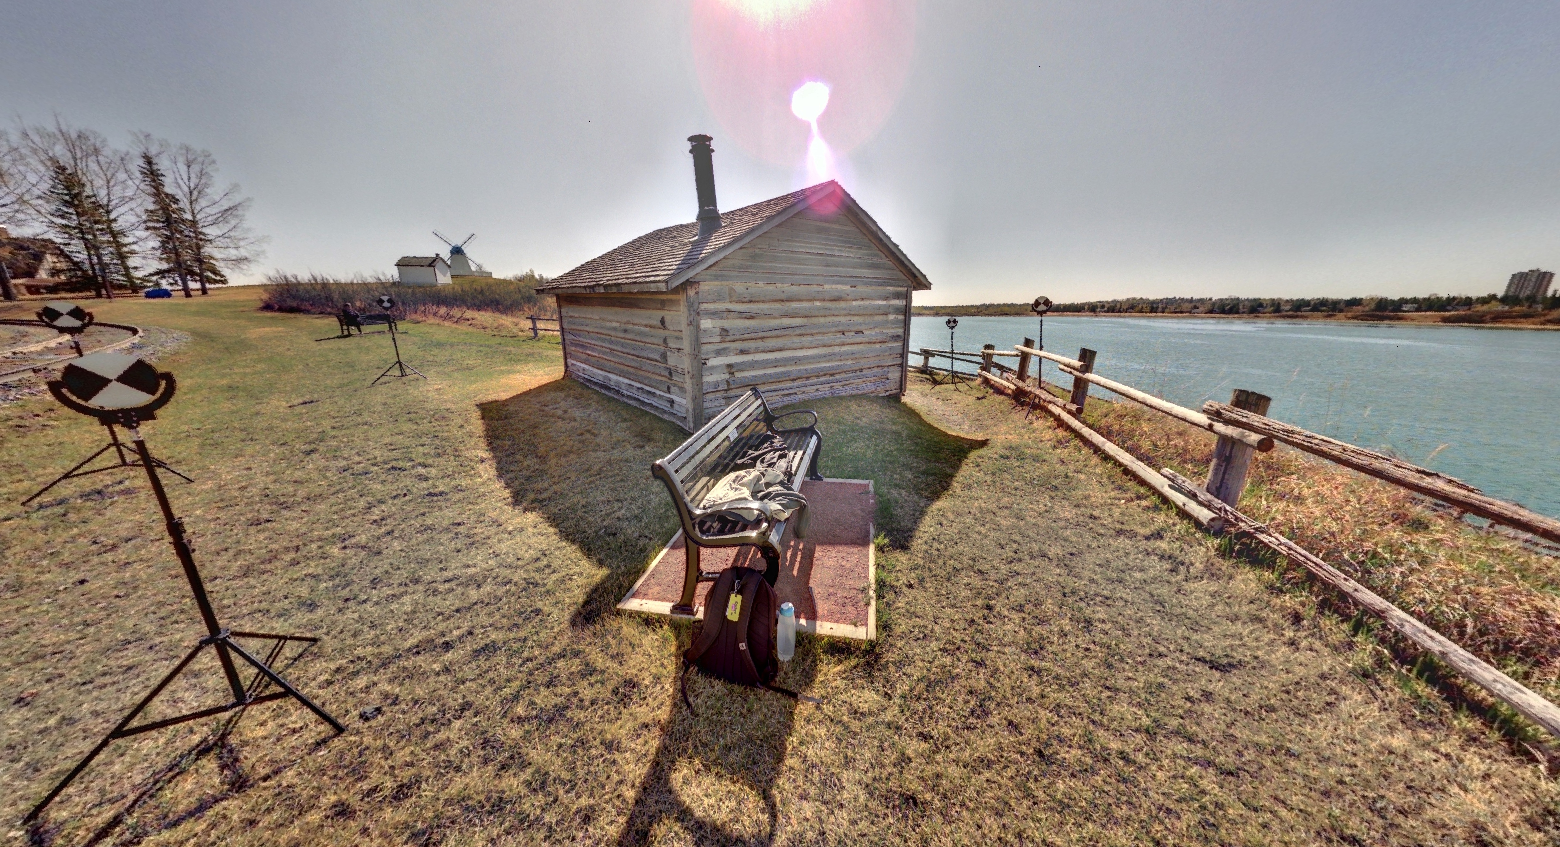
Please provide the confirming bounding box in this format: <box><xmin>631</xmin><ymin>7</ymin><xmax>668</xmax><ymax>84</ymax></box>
<box><xmin>26</xmin><ymin>419</ymin><xmax>343</xmax><ymax>823</ymax></box>
<box><xmin>371</xmin><ymin>323</ymin><xmax>424</xmax><ymax>385</ymax></box>
<box><xmin>22</xmin><ymin>420</ymin><xmax>191</xmax><ymax>506</ymax></box>
<box><xmin>931</xmin><ymin>318</ymin><xmax>965</xmax><ymax>390</ymax></box>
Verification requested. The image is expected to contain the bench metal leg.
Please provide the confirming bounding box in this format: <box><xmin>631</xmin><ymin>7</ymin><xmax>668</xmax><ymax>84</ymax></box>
<box><xmin>672</xmin><ymin>540</ymin><xmax>700</xmax><ymax>616</ymax></box>
<box><xmin>806</xmin><ymin>432</ymin><xmax>824</xmax><ymax>481</ymax></box>
<box><xmin>758</xmin><ymin>545</ymin><xmax>781</xmax><ymax>588</ymax></box>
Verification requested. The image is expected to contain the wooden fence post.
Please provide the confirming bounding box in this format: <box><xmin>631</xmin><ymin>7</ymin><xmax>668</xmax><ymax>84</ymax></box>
<box><xmin>1016</xmin><ymin>337</ymin><xmax>1034</xmax><ymax>384</ymax></box>
<box><xmin>1205</xmin><ymin>388</ymin><xmax>1273</xmax><ymax>506</ymax></box>
<box><xmin>530</xmin><ymin>315</ymin><xmax>539</xmax><ymax>340</ymax></box>
<box><xmin>980</xmin><ymin>344</ymin><xmax>995</xmax><ymax>374</ymax></box>
<box><xmin>919</xmin><ymin>349</ymin><xmax>930</xmax><ymax>373</ymax></box>
<box><xmin>1069</xmin><ymin>348</ymin><xmax>1096</xmax><ymax>414</ymax></box>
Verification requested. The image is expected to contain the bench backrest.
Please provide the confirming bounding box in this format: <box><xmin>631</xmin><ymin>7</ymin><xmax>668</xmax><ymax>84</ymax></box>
<box><xmin>655</xmin><ymin>389</ymin><xmax>770</xmax><ymax>508</ymax></box>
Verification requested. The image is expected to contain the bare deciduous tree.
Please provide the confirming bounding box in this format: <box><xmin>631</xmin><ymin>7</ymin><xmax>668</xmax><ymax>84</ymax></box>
<box><xmin>0</xmin><ymin>131</ymin><xmax>26</xmax><ymax>301</ymax></box>
<box><xmin>162</xmin><ymin>142</ymin><xmax>262</xmax><ymax>294</ymax></box>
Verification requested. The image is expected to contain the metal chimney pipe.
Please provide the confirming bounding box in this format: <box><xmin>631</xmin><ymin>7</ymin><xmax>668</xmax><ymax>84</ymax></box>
<box><xmin>688</xmin><ymin>134</ymin><xmax>721</xmax><ymax>238</ymax></box>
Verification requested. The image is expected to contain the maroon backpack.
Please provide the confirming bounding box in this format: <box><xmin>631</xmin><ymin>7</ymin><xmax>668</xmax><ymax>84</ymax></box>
<box><xmin>681</xmin><ymin>567</ymin><xmax>806</xmax><ymax>710</ymax></box>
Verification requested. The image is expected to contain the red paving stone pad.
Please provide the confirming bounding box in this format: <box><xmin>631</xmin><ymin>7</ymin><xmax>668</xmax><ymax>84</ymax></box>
<box><xmin>619</xmin><ymin>479</ymin><xmax>876</xmax><ymax>640</ymax></box>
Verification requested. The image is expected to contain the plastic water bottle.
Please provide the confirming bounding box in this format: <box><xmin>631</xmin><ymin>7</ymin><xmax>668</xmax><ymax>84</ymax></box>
<box><xmin>777</xmin><ymin>602</ymin><xmax>796</xmax><ymax>662</ymax></box>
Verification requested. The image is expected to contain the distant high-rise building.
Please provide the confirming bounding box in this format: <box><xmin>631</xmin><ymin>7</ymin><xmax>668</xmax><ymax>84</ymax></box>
<box><xmin>1504</xmin><ymin>268</ymin><xmax>1554</xmax><ymax>299</ymax></box>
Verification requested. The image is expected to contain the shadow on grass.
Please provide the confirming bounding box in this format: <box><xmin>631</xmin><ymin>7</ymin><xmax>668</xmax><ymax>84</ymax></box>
<box><xmin>28</xmin><ymin>645</ymin><xmax>337</xmax><ymax>847</ymax></box>
<box><xmin>478</xmin><ymin>380</ymin><xmax>986</xmax><ymax>839</ymax></box>
<box><xmin>613</xmin><ymin>644</ymin><xmax>821</xmax><ymax>845</ymax></box>
<box><xmin>478</xmin><ymin>380</ymin><xmax>987</xmax><ymax>626</ymax></box>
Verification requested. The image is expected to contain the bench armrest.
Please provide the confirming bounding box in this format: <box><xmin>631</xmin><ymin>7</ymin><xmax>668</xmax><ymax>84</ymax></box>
<box><xmin>768</xmin><ymin>409</ymin><xmax>818</xmax><ymax>432</ymax></box>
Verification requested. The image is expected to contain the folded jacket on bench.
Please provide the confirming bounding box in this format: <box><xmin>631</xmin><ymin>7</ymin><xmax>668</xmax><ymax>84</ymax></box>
<box><xmin>698</xmin><ymin>467</ymin><xmax>807</xmax><ymax>525</ymax></box>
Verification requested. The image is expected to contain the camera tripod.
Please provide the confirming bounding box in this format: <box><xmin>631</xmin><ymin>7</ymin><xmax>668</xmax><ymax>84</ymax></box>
<box><xmin>372</xmin><ymin>322</ymin><xmax>424</xmax><ymax>385</ymax></box>
<box><xmin>25</xmin><ymin>423</ymin><xmax>343</xmax><ymax>823</ymax></box>
<box><xmin>22</xmin><ymin>420</ymin><xmax>191</xmax><ymax>506</ymax></box>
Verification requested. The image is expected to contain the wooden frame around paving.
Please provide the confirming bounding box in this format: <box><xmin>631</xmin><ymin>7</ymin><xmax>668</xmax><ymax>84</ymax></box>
<box><xmin>617</xmin><ymin>479</ymin><xmax>877</xmax><ymax>641</ymax></box>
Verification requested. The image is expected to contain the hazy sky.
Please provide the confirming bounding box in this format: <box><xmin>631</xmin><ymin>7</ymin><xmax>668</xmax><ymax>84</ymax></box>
<box><xmin>5</xmin><ymin>0</ymin><xmax>1559</xmax><ymax>305</ymax></box>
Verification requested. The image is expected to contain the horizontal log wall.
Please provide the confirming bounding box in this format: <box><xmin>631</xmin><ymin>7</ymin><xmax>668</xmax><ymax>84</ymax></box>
<box><xmin>557</xmin><ymin>292</ymin><xmax>688</xmax><ymax>424</ymax></box>
<box><xmin>695</xmin><ymin>212</ymin><xmax>912</xmax><ymax>416</ymax></box>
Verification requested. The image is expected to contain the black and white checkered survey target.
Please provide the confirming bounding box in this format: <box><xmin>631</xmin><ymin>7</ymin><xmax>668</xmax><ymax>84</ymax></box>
<box><xmin>49</xmin><ymin>352</ymin><xmax>175</xmax><ymax>423</ymax></box>
<box><xmin>61</xmin><ymin>352</ymin><xmax>164</xmax><ymax>410</ymax></box>
<box><xmin>377</xmin><ymin>295</ymin><xmax>395</xmax><ymax>311</ymax></box>
<box><xmin>38</xmin><ymin>301</ymin><xmax>93</xmax><ymax>333</ymax></box>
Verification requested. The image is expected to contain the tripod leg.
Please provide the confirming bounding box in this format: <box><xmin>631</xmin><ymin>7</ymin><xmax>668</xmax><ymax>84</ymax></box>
<box><xmin>371</xmin><ymin>360</ymin><xmax>401</xmax><ymax>385</ymax></box>
<box><xmin>26</xmin><ymin>642</ymin><xmax>209</xmax><ymax>822</ymax></box>
<box><xmin>222</xmin><ymin>638</ymin><xmax>344</xmax><ymax>733</ymax></box>
<box><xmin>148</xmin><ymin>457</ymin><xmax>195</xmax><ymax>484</ymax></box>
<box><xmin>22</xmin><ymin>443</ymin><xmax>119</xmax><ymax>505</ymax></box>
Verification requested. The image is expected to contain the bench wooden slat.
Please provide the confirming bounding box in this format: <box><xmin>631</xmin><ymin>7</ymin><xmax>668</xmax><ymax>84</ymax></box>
<box><xmin>664</xmin><ymin>392</ymin><xmax>762</xmax><ymax>473</ymax></box>
<box><xmin>650</xmin><ymin>387</ymin><xmax>824</xmax><ymax>613</ymax></box>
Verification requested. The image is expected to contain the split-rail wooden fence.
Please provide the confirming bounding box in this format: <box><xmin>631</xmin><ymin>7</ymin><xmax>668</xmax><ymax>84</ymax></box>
<box><xmin>914</xmin><ymin>338</ymin><xmax>1560</xmax><ymax>740</ymax></box>
<box><xmin>527</xmin><ymin>315</ymin><xmax>561</xmax><ymax>339</ymax></box>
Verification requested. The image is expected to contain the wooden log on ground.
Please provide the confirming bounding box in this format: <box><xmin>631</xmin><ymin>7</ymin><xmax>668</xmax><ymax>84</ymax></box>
<box><xmin>1069</xmin><ymin>347</ymin><xmax>1096</xmax><ymax>415</ymax></box>
<box><xmin>1016</xmin><ymin>337</ymin><xmax>1034</xmax><ymax>383</ymax></box>
<box><xmin>1013</xmin><ymin>345</ymin><xmax>1082</xmax><ymax>370</ymax></box>
<box><xmin>1162</xmin><ymin>468</ymin><xmax>1560</xmax><ymax>741</ymax></box>
<box><xmin>978</xmin><ymin>370</ymin><xmax>1072</xmax><ymax>413</ymax></box>
<box><xmin>1204</xmin><ymin>402</ymin><xmax>1560</xmax><ymax>545</ymax></box>
<box><xmin>981</xmin><ymin>372</ymin><xmax>1222</xmax><ymax>530</ymax></box>
<box><xmin>1204</xmin><ymin>389</ymin><xmax>1273</xmax><ymax>507</ymax></box>
<box><xmin>1058</xmin><ymin>365</ymin><xmax>1273</xmax><ymax>452</ymax></box>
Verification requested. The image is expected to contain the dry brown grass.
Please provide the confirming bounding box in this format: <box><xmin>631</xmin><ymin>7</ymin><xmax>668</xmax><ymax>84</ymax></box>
<box><xmin>2</xmin><ymin>292</ymin><xmax>1558</xmax><ymax>844</ymax></box>
<box><xmin>1080</xmin><ymin>392</ymin><xmax>1560</xmax><ymax>726</ymax></box>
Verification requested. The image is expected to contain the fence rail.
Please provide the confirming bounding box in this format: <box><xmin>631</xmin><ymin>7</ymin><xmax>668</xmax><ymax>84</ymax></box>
<box><xmin>527</xmin><ymin>315</ymin><xmax>561</xmax><ymax>339</ymax></box>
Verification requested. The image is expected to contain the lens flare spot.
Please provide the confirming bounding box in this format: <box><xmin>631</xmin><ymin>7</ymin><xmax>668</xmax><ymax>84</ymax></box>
<box><xmin>790</xmin><ymin>81</ymin><xmax>831</xmax><ymax>124</ymax></box>
<box><xmin>690</xmin><ymin>0</ymin><xmax>916</xmax><ymax>166</ymax></box>
<box><xmin>719</xmin><ymin>0</ymin><xmax>822</xmax><ymax>26</ymax></box>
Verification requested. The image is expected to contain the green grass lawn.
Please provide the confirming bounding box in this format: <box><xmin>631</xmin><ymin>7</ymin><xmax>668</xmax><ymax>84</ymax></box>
<box><xmin>1</xmin><ymin>289</ymin><xmax>1557</xmax><ymax>845</ymax></box>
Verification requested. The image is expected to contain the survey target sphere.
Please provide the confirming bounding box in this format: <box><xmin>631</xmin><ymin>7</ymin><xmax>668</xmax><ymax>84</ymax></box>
<box><xmin>38</xmin><ymin>301</ymin><xmax>93</xmax><ymax>333</ymax></box>
<box><xmin>377</xmin><ymin>295</ymin><xmax>395</xmax><ymax>311</ymax></box>
<box><xmin>945</xmin><ymin>317</ymin><xmax>958</xmax><ymax>330</ymax></box>
<box><xmin>48</xmin><ymin>351</ymin><xmax>176</xmax><ymax>424</ymax></box>
<box><xmin>62</xmin><ymin>353</ymin><xmax>163</xmax><ymax>409</ymax></box>
<box><xmin>1031</xmin><ymin>296</ymin><xmax>1053</xmax><ymax>316</ymax></box>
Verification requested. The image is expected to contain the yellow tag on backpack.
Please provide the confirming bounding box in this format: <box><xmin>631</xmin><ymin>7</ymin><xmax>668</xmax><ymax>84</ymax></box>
<box><xmin>725</xmin><ymin>592</ymin><xmax>742</xmax><ymax>622</ymax></box>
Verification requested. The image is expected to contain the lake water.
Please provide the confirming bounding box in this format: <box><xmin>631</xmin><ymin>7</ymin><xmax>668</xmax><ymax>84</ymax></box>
<box><xmin>909</xmin><ymin>316</ymin><xmax>1560</xmax><ymax>519</ymax></box>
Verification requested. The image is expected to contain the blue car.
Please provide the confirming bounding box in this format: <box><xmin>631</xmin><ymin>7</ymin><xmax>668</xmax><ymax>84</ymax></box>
<box><xmin>144</xmin><ymin>287</ymin><xmax>173</xmax><ymax>299</ymax></box>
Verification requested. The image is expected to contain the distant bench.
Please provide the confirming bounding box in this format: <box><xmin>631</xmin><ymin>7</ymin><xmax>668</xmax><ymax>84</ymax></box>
<box><xmin>651</xmin><ymin>388</ymin><xmax>823</xmax><ymax>615</ymax></box>
<box><xmin>337</xmin><ymin>309</ymin><xmax>397</xmax><ymax>336</ymax></box>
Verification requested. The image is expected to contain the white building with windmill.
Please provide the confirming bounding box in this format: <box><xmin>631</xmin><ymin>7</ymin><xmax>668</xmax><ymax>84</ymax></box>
<box><xmin>395</xmin><ymin>255</ymin><xmax>452</xmax><ymax>286</ymax></box>
<box><xmin>434</xmin><ymin>232</ymin><xmax>493</xmax><ymax>277</ymax></box>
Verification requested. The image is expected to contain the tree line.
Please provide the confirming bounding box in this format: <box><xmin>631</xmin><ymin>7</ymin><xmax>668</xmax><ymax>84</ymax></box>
<box><xmin>0</xmin><ymin>118</ymin><xmax>260</xmax><ymax>301</ymax></box>
<box><xmin>914</xmin><ymin>292</ymin><xmax>1560</xmax><ymax>317</ymax></box>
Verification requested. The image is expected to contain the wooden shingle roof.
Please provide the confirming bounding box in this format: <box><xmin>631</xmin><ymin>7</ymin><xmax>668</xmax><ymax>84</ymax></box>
<box><xmin>539</xmin><ymin>181</ymin><xmax>929</xmax><ymax>293</ymax></box>
<box><xmin>396</xmin><ymin>256</ymin><xmax>447</xmax><ymax>268</ymax></box>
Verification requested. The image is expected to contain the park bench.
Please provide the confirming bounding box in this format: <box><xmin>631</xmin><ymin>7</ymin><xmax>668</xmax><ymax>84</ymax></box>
<box><xmin>652</xmin><ymin>388</ymin><xmax>824</xmax><ymax>615</ymax></box>
<box><xmin>336</xmin><ymin>309</ymin><xmax>397</xmax><ymax>336</ymax></box>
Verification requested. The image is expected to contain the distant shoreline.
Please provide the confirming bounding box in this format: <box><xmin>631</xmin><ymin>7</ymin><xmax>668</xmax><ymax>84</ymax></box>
<box><xmin>912</xmin><ymin>309</ymin><xmax>1560</xmax><ymax>331</ymax></box>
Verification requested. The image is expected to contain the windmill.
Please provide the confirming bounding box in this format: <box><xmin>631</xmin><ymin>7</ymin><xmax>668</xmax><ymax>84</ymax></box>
<box><xmin>433</xmin><ymin>231</ymin><xmax>491</xmax><ymax>277</ymax></box>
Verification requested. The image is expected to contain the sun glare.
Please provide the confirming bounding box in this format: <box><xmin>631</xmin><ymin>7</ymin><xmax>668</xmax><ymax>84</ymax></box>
<box><xmin>790</xmin><ymin>81</ymin><xmax>831</xmax><ymax>124</ymax></box>
<box><xmin>719</xmin><ymin>0</ymin><xmax>822</xmax><ymax>26</ymax></box>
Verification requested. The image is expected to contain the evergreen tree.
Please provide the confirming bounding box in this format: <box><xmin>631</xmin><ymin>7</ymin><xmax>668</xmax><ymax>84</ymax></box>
<box><xmin>138</xmin><ymin>150</ymin><xmax>196</xmax><ymax>297</ymax></box>
<box><xmin>41</xmin><ymin>161</ymin><xmax>114</xmax><ymax>298</ymax></box>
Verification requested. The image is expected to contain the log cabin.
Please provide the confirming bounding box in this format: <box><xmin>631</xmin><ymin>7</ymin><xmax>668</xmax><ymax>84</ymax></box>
<box><xmin>539</xmin><ymin>135</ymin><xmax>931</xmax><ymax>431</ymax></box>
